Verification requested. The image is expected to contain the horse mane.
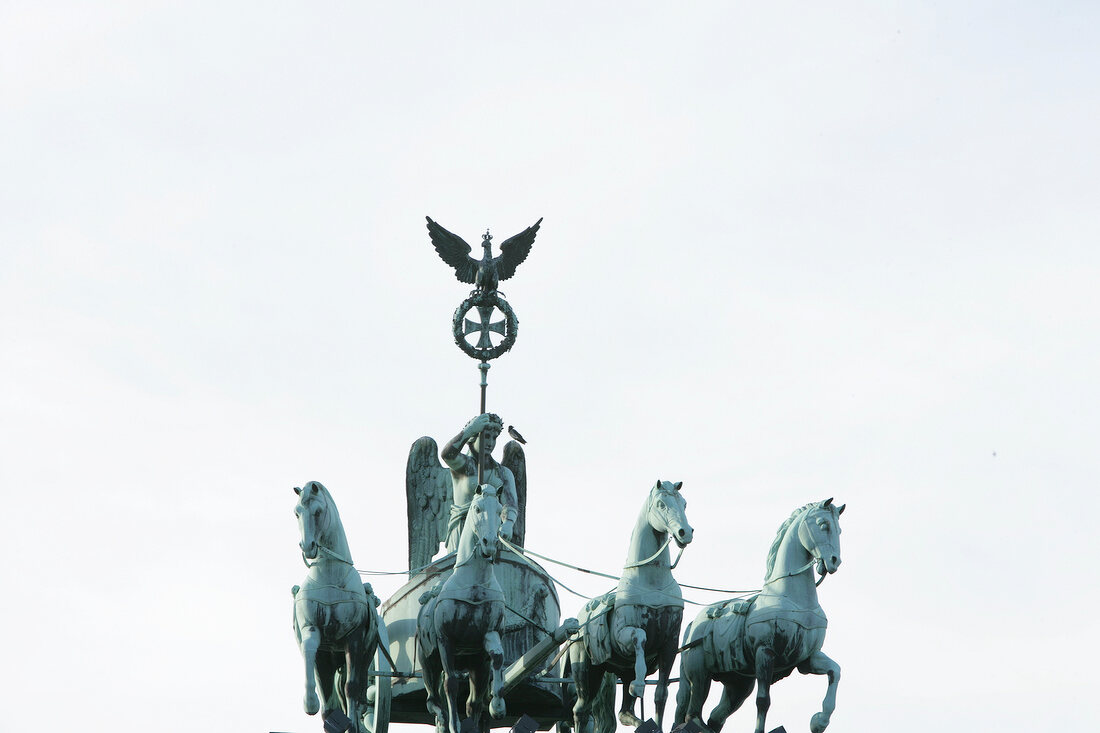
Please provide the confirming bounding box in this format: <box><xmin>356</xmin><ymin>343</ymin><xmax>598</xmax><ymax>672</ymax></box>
<box><xmin>763</xmin><ymin>502</ymin><xmax>817</xmax><ymax>581</ymax></box>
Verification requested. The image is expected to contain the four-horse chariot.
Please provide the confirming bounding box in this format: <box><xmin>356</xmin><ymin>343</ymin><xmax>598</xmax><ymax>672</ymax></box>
<box><xmin>291</xmin><ymin>218</ymin><xmax>847</xmax><ymax>733</ymax></box>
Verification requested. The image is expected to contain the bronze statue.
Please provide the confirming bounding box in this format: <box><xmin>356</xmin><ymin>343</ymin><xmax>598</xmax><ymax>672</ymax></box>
<box><xmin>674</xmin><ymin>499</ymin><xmax>845</xmax><ymax>733</ymax></box>
<box><xmin>291</xmin><ymin>481</ymin><xmax>380</xmax><ymax>733</ymax></box>
<box><xmin>416</xmin><ymin>484</ymin><xmax>509</xmax><ymax>733</ymax></box>
<box><xmin>570</xmin><ymin>480</ymin><xmax>694</xmax><ymax>733</ymax></box>
<box><xmin>405</xmin><ymin>413</ymin><xmax>527</xmax><ymax>571</ymax></box>
<box><xmin>426</xmin><ymin>216</ymin><xmax>542</xmax><ymax>295</ymax></box>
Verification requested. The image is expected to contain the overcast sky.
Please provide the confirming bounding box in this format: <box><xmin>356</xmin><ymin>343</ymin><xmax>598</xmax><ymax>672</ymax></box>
<box><xmin>3</xmin><ymin>2</ymin><xmax>1098</xmax><ymax>732</ymax></box>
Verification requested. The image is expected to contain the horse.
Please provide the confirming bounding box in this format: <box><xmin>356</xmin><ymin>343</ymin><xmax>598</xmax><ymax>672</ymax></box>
<box><xmin>417</xmin><ymin>484</ymin><xmax>508</xmax><ymax>733</ymax></box>
<box><xmin>569</xmin><ymin>479</ymin><xmax>694</xmax><ymax>733</ymax></box>
<box><xmin>292</xmin><ymin>481</ymin><xmax>379</xmax><ymax>733</ymax></box>
<box><xmin>674</xmin><ymin>498</ymin><xmax>846</xmax><ymax>733</ymax></box>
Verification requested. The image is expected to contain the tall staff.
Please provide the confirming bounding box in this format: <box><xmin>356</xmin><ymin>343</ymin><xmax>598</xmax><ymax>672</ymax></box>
<box><xmin>425</xmin><ymin>216</ymin><xmax>542</xmax><ymax>484</ymax></box>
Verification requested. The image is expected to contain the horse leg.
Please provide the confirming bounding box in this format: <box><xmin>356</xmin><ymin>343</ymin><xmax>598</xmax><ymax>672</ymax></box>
<box><xmin>707</xmin><ymin>677</ymin><xmax>753</xmax><ymax>733</ymax></box>
<box><xmin>673</xmin><ymin>665</ymin><xmax>704</xmax><ymax>728</ymax></box>
<box><xmin>438</xmin><ymin>640</ymin><xmax>463</xmax><ymax>733</ymax></box>
<box><xmin>569</xmin><ymin>656</ymin><xmax>596</xmax><ymax>733</ymax></box>
<box><xmin>653</xmin><ymin>631</ymin><xmax>678</xmax><ymax>730</ymax></box>
<box><xmin>752</xmin><ymin>646</ymin><xmax>775</xmax><ymax>733</ymax></box>
<box><xmin>345</xmin><ymin>632</ymin><xmax>369</xmax><ymax>733</ymax></box>
<box><xmin>299</xmin><ymin>624</ymin><xmax>322</xmax><ymax>715</ymax></box>
<box><xmin>316</xmin><ymin>651</ymin><xmax>340</xmax><ymax>719</ymax></box>
<box><xmin>627</xmin><ymin>626</ymin><xmax>648</xmax><ymax>699</ymax></box>
<box><xmin>421</xmin><ymin>649</ymin><xmax>446</xmax><ymax>733</ymax></box>
<box><xmin>484</xmin><ymin>629</ymin><xmax>506</xmax><ymax>719</ymax></box>
<box><xmin>678</xmin><ymin>652</ymin><xmax>710</xmax><ymax>729</ymax></box>
<box><xmin>797</xmin><ymin>650</ymin><xmax>841</xmax><ymax>733</ymax></box>
<box><xmin>467</xmin><ymin>658</ymin><xmax>488</xmax><ymax>731</ymax></box>
<box><xmin>673</xmin><ymin>669</ymin><xmax>688</xmax><ymax>728</ymax></box>
<box><xmin>619</xmin><ymin>677</ymin><xmax>641</xmax><ymax>728</ymax></box>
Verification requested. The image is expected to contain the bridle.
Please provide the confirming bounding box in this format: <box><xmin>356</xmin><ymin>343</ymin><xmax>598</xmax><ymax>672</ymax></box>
<box><xmin>623</xmin><ymin>486</ymin><xmax>689</xmax><ymax>570</ymax></box>
<box><xmin>763</xmin><ymin>508</ymin><xmax>836</xmax><ymax>587</ymax></box>
<box><xmin>299</xmin><ymin>494</ymin><xmax>354</xmax><ymax>569</ymax></box>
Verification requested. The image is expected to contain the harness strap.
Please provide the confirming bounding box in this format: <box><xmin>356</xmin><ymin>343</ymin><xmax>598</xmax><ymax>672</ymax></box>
<box><xmin>301</xmin><ymin>544</ymin><xmax>355</xmax><ymax>568</ymax></box>
<box><xmin>763</xmin><ymin>558</ymin><xmax>828</xmax><ymax>587</ymax></box>
<box><xmin>623</xmin><ymin>536</ymin><xmax>674</xmax><ymax>569</ymax></box>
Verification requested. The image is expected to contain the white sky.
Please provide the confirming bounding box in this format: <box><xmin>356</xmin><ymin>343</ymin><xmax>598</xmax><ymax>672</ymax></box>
<box><xmin>3</xmin><ymin>2</ymin><xmax>1098</xmax><ymax>731</ymax></box>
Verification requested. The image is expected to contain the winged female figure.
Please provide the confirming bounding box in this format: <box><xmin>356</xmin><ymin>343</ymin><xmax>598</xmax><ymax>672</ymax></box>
<box><xmin>405</xmin><ymin>413</ymin><xmax>528</xmax><ymax>572</ymax></box>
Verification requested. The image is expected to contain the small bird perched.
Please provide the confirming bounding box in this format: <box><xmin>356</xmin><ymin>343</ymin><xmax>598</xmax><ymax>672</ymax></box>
<box><xmin>507</xmin><ymin>425</ymin><xmax>527</xmax><ymax>444</ymax></box>
<box><xmin>426</xmin><ymin>216</ymin><xmax>542</xmax><ymax>295</ymax></box>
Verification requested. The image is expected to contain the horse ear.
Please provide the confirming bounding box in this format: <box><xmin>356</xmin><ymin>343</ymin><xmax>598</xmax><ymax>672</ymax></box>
<box><xmin>837</xmin><ymin>503</ymin><xmax>846</xmax><ymax>515</ymax></box>
<box><xmin>310</xmin><ymin>483</ymin><xmax>319</xmax><ymax>494</ymax></box>
<box><xmin>673</xmin><ymin>481</ymin><xmax>683</xmax><ymax>491</ymax></box>
<box><xmin>475</xmin><ymin>485</ymin><xmax>483</xmax><ymax>495</ymax></box>
<box><xmin>294</xmin><ymin>486</ymin><xmax>302</xmax><ymax>495</ymax></box>
<box><xmin>656</xmin><ymin>478</ymin><xmax>662</xmax><ymax>488</ymax></box>
<box><xmin>820</xmin><ymin>497</ymin><xmax>833</xmax><ymax>508</ymax></box>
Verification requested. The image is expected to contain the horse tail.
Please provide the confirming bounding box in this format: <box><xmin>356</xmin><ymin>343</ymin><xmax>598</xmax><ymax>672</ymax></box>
<box><xmin>593</xmin><ymin>671</ymin><xmax>617</xmax><ymax>733</ymax></box>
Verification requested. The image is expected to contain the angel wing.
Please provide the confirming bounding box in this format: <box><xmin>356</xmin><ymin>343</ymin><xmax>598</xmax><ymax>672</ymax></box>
<box><xmin>426</xmin><ymin>217</ymin><xmax>478</xmax><ymax>284</ymax></box>
<box><xmin>502</xmin><ymin>439</ymin><xmax>527</xmax><ymax>548</ymax></box>
<box><xmin>406</xmin><ymin>436</ymin><xmax>452</xmax><ymax>571</ymax></box>
<box><xmin>495</xmin><ymin>217</ymin><xmax>542</xmax><ymax>281</ymax></box>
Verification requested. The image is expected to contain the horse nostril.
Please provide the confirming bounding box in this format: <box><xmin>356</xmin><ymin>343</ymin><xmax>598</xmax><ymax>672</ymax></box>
<box><xmin>677</xmin><ymin>528</ymin><xmax>686</xmax><ymax>538</ymax></box>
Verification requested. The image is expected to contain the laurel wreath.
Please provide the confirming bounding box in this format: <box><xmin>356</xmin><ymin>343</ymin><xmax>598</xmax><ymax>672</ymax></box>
<box><xmin>452</xmin><ymin>293</ymin><xmax>519</xmax><ymax>361</ymax></box>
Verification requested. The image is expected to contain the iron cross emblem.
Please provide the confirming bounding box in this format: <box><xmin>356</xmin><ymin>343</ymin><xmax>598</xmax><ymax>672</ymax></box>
<box><xmin>464</xmin><ymin>304</ymin><xmax>507</xmax><ymax>349</ymax></box>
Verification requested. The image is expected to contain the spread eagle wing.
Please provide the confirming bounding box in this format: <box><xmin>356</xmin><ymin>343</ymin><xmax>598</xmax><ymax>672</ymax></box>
<box><xmin>426</xmin><ymin>216</ymin><xmax>478</xmax><ymax>284</ymax></box>
<box><xmin>501</xmin><ymin>439</ymin><xmax>527</xmax><ymax>548</ymax></box>
<box><xmin>406</xmin><ymin>436</ymin><xmax>452</xmax><ymax>572</ymax></box>
<box><xmin>495</xmin><ymin>217</ymin><xmax>542</xmax><ymax>281</ymax></box>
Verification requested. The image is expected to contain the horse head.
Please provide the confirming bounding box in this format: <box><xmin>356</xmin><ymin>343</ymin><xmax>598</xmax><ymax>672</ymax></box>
<box><xmin>467</xmin><ymin>483</ymin><xmax>504</xmax><ymax>560</ymax></box>
<box><xmin>648</xmin><ymin>479</ymin><xmax>694</xmax><ymax>548</ymax></box>
<box><xmin>798</xmin><ymin>497</ymin><xmax>845</xmax><ymax>575</ymax></box>
<box><xmin>293</xmin><ymin>481</ymin><xmax>332</xmax><ymax>561</ymax></box>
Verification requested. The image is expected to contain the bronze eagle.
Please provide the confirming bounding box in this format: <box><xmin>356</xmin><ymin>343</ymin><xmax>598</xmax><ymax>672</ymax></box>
<box><xmin>426</xmin><ymin>216</ymin><xmax>542</xmax><ymax>294</ymax></box>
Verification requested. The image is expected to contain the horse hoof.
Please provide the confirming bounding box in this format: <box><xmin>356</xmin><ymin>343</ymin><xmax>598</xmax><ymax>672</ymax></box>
<box><xmin>810</xmin><ymin>712</ymin><xmax>829</xmax><ymax>733</ymax></box>
<box><xmin>490</xmin><ymin>696</ymin><xmax>506</xmax><ymax>719</ymax></box>
<box><xmin>619</xmin><ymin>711</ymin><xmax>642</xmax><ymax>728</ymax></box>
<box><xmin>304</xmin><ymin>692</ymin><xmax>320</xmax><ymax>716</ymax></box>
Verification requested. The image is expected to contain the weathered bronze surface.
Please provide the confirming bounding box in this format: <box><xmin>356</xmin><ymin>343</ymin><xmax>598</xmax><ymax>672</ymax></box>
<box><xmin>675</xmin><ymin>499</ymin><xmax>845</xmax><ymax>733</ymax></box>
<box><xmin>426</xmin><ymin>216</ymin><xmax>542</xmax><ymax>295</ymax></box>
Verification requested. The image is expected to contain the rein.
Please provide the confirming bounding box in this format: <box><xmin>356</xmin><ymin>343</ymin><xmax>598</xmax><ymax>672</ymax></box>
<box><xmin>301</xmin><ymin>544</ymin><xmax>355</xmax><ymax>569</ymax></box>
<box><xmin>763</xmin><ymin>557</ymin><xmax>827</xmax><ymax>587</ymax></box>
<box><xmin>622</xmin><ymin>535</ymin><xmax>686</xmax><ymax>570</ymax></box>
<box><xmin>299</xmin><ymin>493</ymin><xmax>355</xmax><ymax>569</ymax></box>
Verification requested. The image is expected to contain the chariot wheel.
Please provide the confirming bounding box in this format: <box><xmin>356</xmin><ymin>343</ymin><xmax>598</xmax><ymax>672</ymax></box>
<box><xmin>365</xmin><ymin>622</ymin><xmax>391</xmax><ymax>733</ymax></box>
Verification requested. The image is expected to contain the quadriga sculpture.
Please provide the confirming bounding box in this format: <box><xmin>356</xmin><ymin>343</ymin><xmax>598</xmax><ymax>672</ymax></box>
<box><xmin>292</xmin><ymin>481</ymin><xmax>380</xmax><ymax>733</ymax></box>
<box><xmin>674</xmin><ymin>498</ymin><xmax>846</xmax><ymax>733</ymax></box>
<box><xmin>570</xmin><ymin>479</ymin><xmax>694</xmax><ymax>733</ymax></box>
<box><xmin>417</xmin><ymin>484</ymin><xmax>508</xmax><ymax>733</ymax></box>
